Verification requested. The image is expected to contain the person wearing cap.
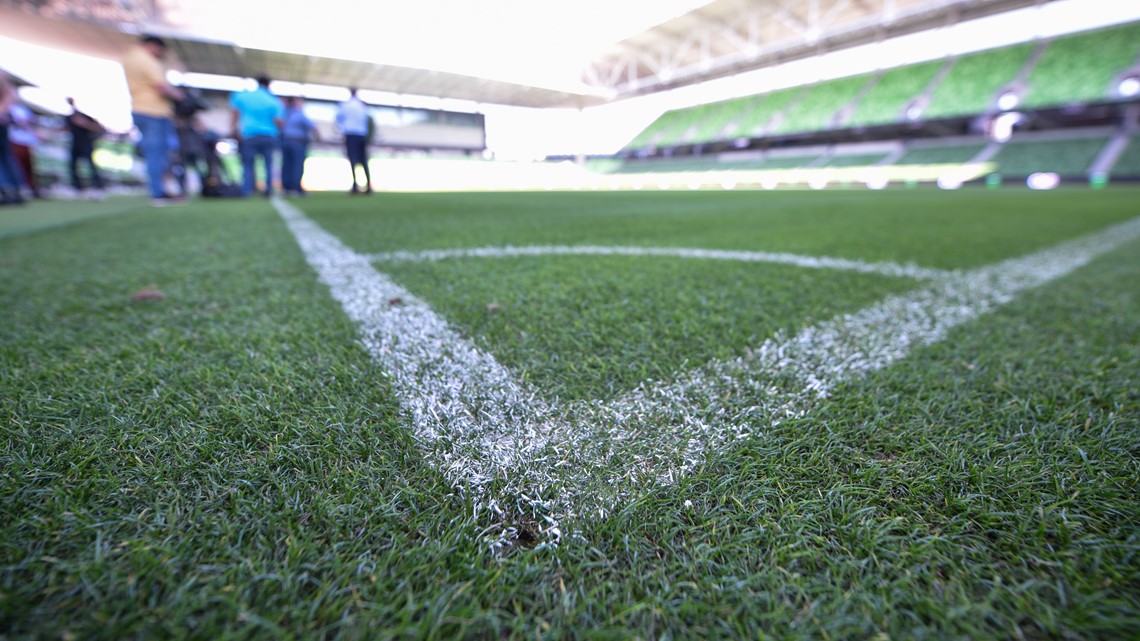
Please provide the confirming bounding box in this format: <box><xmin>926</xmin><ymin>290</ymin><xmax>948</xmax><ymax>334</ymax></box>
<box><xmin>122</xmin><ymin>35</ymin><xmax>187</xmax><ymax>206</ymax></box>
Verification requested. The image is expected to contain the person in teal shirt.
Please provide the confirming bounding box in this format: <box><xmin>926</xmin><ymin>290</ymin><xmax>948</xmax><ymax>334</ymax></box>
<box><xmin>230</xmin><ymin>75</ymin><xmax>284</xmax><ymax>197</ymax></box>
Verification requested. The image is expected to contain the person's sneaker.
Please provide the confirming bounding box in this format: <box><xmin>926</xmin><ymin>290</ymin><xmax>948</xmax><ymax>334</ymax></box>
<box><xmin>151</xmin><ymin>195</ymin><xmax>189</xmax><ymax>208</ymax></box>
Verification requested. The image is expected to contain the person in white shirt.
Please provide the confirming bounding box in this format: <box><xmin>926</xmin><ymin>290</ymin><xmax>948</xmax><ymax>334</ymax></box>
<box><xmin>335</xmin><ymin>88</ymin><xmax>372</xmax><ymax>194</ymax></box>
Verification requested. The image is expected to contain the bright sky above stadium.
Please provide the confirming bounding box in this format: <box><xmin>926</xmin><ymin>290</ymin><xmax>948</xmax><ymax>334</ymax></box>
<box><xmin>1</xmin><ymin>0</ymin><xmax>1138</xmax><ymax>157</ymax></box>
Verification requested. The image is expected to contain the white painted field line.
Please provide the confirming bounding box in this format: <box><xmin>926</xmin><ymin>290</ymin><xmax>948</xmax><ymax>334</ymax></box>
<box><xmin>272</xmin><ymin>199</ymin><xmax>560</xmax><ymax>480</ymax></box>
<box><xmin>597</xmin><ymin>215</ymin><xmax>1140</xmax><ymax>484</ymax></box>
<box><xmin>366</xmin><ymin>245</ymin><xmax>951</xmax><ymax>281</ymax></box>
<box><xmin>274</xmin><ymin>197</ymin><xmax>1139</xmax><ymax>539</ymax></box>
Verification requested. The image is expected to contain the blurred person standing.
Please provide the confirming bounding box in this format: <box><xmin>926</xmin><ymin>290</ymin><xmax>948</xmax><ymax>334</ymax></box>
<box><xmin>0</xmin><ymin>72</ymin><xmax>24</xmax><ymax>205</ymax></box>
<box><xmin>8</xmin><ymin>99</ymin><xmax>40</xmax><ymax>198</ymax></box>
<box><xmin>66</xmin><ymin>97</ymin><xmax>106</xmax><ymax>198</ymax></box>
<box><xmin>336</xmin><ymin>87</ymin><xmax>372</xmax><ymax>195</ymax></box>
<box><xmin>280</xmin><ymin>95</ymin><xmax>317</xmax><ymax>196</ymax></box>
<box><xmin>175</xmin><ymin>114</ymin><xmax>208</xmax><ymax>195</ymax></box>
<box><xmin>122</xmin><ymin>35</ymin><xmax>187</xmax><ymax>207</ymax></box>
<box><xmin>230</xmin><ymin>75</ymin><xmax>283</xmax><ymax>197</ymax></box>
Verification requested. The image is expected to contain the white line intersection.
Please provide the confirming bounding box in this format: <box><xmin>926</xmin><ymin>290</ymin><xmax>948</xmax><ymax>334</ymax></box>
<box><xmin>273</xmin><ymin>198</ymin><xmax>1140</xmax><ymax>544</ymax></box>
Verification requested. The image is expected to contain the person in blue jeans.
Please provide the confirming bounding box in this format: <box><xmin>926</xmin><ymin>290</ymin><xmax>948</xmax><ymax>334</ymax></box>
<box><xmin>0</xmin><ymin>115</ymin><xmax>25</xmax><ymax>205</ymax></box>
<box><xmin>0</xmin><ymin>73</ymin><xmax>23</xmax><ymax>205</ymax></box>
<box><xmin>280</xmin><ymin>96</ymin><xmax>317</xmax><ymax>196</ymax></box>
<box><xmin>122</xmin><ymin>35</ymin><xmax>187</xmax><ymax>206</ymax></box>
<box><xmin>230</xmin><ymin>75</ymin><xmax>283</xmax><ymax>197</ymax></box>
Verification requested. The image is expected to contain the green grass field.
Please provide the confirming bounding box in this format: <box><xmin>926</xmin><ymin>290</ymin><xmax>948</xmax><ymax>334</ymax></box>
<box><xmin>2</xmin><ymin>188</ymin><xmax>1138</xmax><ymax>640</ymax></box>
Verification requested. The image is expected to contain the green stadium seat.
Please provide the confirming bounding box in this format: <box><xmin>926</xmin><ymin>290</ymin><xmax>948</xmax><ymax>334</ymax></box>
<box><xmin>846</xmin><ymin>60</ymin><xmax>945</xmax><ymax>127</ymax></box>
<box><xmin>750</xmin><ymin>153</ymin><xmax>820</xmax><ymax>169</ymax></box>
<box><xmin>610</xmin><ymin>150</ymin><xmax>825</xmax><ymax>174</ymax></box>
<box><xmin>727</xmin><ymin>87</ymin><xmax>804</xmax><ymax>138</ymax></box>
<box><xmin>1022</xmin><ymin>21</ymin><xmax>1140</xmax><ymax>108</ymax></box>
<box><xmin>1108</xmin><ymin>136</ymin><xmax>1140</xmax><ymax>177</ymax></box>
<box><xmin>623</xmin><ymin>21</ymin><xmax>1138</xmax><ymax>152</ymax></box>
<box><xmin>895</xmin><ymin>142</ymin><xmax>987</xmax><ymax>165</ymax></box>
<box><xmin>823</xmin><ymin>153</ymin><xmax>888</xmax><ymax>168</ymax></box>
<box><xmin>771</xmin><ymin>74</ymin><xmax>875</xmax><ymax>135</ymax></box>
<box><xmin>687</xmin><ymin>95</ymin><xmax>752</xmax><ymax>144</ymax></box>
<box><xmin>922</xmin><ymin>43</ymin><xmax>1035</xmax><ymax>119</ymax></box>
<box><xmin>990</xmin><ymin>136</ymin><xmax>1108</xmax><ymax>177</ymax></box>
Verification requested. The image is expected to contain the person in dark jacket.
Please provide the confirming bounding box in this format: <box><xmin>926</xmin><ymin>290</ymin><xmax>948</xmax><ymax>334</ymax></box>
<box><xmin>66</xmin><ymin>97</ymin><xmax>106</xmax><ymax>197</ymax></box>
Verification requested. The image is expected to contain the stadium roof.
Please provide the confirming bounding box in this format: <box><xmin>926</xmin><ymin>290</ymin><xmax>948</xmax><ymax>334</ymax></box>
<box><xmin>0</xmin><ymin>0</ymin><xmax>1102</xmax><ymax>108</ymax></box>
<box><xmin>586</xmin><ymin>0</ymin><xmax>1051</xmax><ymax>96</ymax></box>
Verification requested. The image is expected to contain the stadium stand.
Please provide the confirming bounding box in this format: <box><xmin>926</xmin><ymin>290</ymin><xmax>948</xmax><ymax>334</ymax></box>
<box><xmin>755</xmin><ymin>153</ymin><xmax>821</xmax><ymax>169</ymax></box>
<box><xmin>822</xmin><ymin>153</ymin><xmax>888</xmax><ymax>167</ymax></box>
<box><xmin>627</xmin><ymin>86</ymin><xmax>806</xmax><ymax>149</ymax></box>
<box><xmin>1108</xmin><ymin>136</ymin><xmax>1140</xmax><ymax>178</ymax></box>
<box><xmin>1021</xmin><ymin>21</ymin><xmax>1140</xmax><ymax>108</ymax></box>
<box><xmin>627</xmin><ymin>109</ymin><xmax>695</xmax><ymax>149</ymax></box>
<box><xmin>684</xmin><ymin>96</ymin><xmax>752</xmax><ymax>145</ymax></box>
<box><xmin>732</xmin><ymin>87</ymin><xmax>805</xmax><ymax>138</ymax></box>
<box><xmin>921</xmin><ymin>43</ymin><xmax>1036</xmax><ymax>119</ymax></box>
<box><xmin>845</xmin><ymin>60</ymin><xmax>946</xmax><ymax>127</ymax></box>
<box><xmin>608</xmin><ymin>150</ymin><xmax>827</xmax><ymax>174</ymax></box>
<box><xmin>610</xmin><ymin>157</ymin><xmax>742</xmax><ymax>174</ymax></box>
<box><xmin>989</xmin><ymin>135</ymin><xmax>1108</xmax><ymax>177</ymax></box>
<box><xmin>770</xmin><ymin>74</ymin><xmax>875</xmax><ymax>135</ymax></box>
<box><xmin>615</xmin><ymin>19</ymin><xmax>1140</xmax><ymax>189</ymax></box>
<box><xmin>894</xmin><ymin>141</ymin><xmax>987</xmax><ymax>165</ymax></box>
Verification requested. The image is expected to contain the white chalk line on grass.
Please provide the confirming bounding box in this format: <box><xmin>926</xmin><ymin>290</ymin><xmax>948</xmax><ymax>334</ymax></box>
<box><xmin>366</xmin><ymin>245</ymin><xmax>952</xmax><ymax>281</ymax></box>
<box><xmin>273</xmin><ymin>198</ymin><xmax>1140</xmax><ymax>542</ymax></box>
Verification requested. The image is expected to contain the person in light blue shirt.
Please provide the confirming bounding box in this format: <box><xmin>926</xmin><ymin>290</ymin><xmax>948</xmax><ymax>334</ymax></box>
<box><xmin>335</xmin><ymin>88</ymin><xmax>372</xmax><ymax>194</ymax></box>
<box><xmin>280</xmin><ymin>96</ymin><xmax>317</xmax><ymax>196</ymax></box>
<box><xmin>230</xmin><ymin>75</ymin><xmax>284</xmax><ymax>197</ymax></box>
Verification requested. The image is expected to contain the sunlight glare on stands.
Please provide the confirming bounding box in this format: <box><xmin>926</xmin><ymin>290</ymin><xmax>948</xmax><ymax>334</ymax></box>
<box><xmin>937</xmin><ymin>176</ymin><xmax>964</xmax><ymax>190</ymax></box>
<box><xmin>1119</xmin><ymin>76</ymin><xmax>1140</xmax><ymax>98</ymax></box>
<box><xmin>991</xmin><ymin>113</ymin><xmax>1023</xmax><ymax>143</ymax></box>
<box><xmin>1027</xmin><ymin>173</ymin><xmax>1061</xmax><ymax>190</ymax></box>
<box><xmin>997</xmin><ymin>91</ymin><xmax>1021</xmax><ymax>111</ymax></box>
<box><xmin>865</xmin><ymin>176</ymin><xmax>890</xmax><ymax>190</ymax></box>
